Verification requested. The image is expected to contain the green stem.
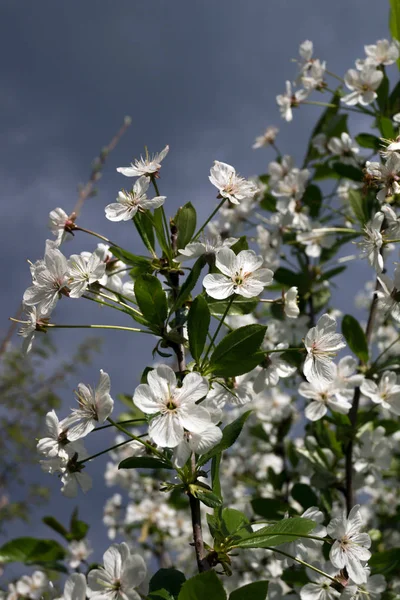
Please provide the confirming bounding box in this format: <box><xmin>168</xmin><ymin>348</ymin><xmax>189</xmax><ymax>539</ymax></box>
<box><xmin>201</xmin><ymin>296</ymin><xmax>234</xmax><ymax>368</ymax></box>
<box><xmin>151</xmin><ymin>176</ymin><xmax>171</xmax><ymax>250</ymax></box>
<box><xmin>74</xmin><ymin>226</ymin><xmax>119</xmax><ymax>248</ymax></box>
<box><xmin>262</xmin><ymin>547</ymin><xmax>337</xmax><ymax>582</ymax></box>
<box><xmin>95</xmin><ymin>290</ymin><xmax>141</xmax><ymax>314</ymax></box>
<box><xmin>93</xmin><ymin>419</ymin><xmax>146</xmax><ymax>431</ymax></box>
<box><xmin>46</xmin><ymin>324</ymin><xmax>151</xmax><ymax>334</ymax></box>
<box><xmin>107</xmin><ymin>417</ymin><xmax>167</xmax><ymax>461</ymax></box>
<box><xmin>325</xmin><ymin>70</ymin><xmax>345</xmax><ymax>84</ymax></box>
<box><xmin>82</xmin><ymin>294</ymin><xmax>129</xmax><ymax>315</ymax></box>
<box><xmin>303</xmin><ymin>100</ymin><xmax>337</xmax><ymax>108</ymax></box>
<box><xmin>371</xmin><ymin>334</ymin><xmax>400</xmax><ymax>368</ymax></box>
<box><xmin>193</xmin><ymin>198</ymin><xmax>227</xmax><ymax>241</ymax></box>
<box><xmin>384</xmin><ymin>238</ymin><xmax>400</xmax><ymax>244</ymax></box>
<box><xmin>266</xmin><ymin>347</ymin><xmax>305</xmax><ymax>353</ymax></box>
<box><xmin>78</xmin><ymin>437</ymin><xmax>136</xmax><ymax>465</ymax></box>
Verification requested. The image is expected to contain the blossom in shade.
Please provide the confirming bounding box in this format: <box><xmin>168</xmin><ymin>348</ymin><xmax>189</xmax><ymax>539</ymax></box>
<box><xmin>133</xmin><ymin>365</ymin><xmax>210</xmax><ymax>448</ymax></box>
<box><xmin>209</xmin><ymin>160</ymin><xmax>257</xmax><ymax>205</ymax></box>
<box><xmin>284</xmin><ymin>286</ymin><xmax>300</xmax><ymax>318</ymax></box>
<box><xmin>66</xmin><ymin>370</ymin><xmax>114</xmax><ymax>441</ymax></box>
<box><xmin>300</xmin><ymin>563</ymin><xmax>340</xmax><ymax>600</ymax></box>
<box><xmin>15</xmin><ymin>571</ymin><xmax>50</xmax><ymax>600</ymax></box>
<box><xmin>376</xmin><ymin>264</ymin><xmax>400</xmax><ymax>322</ymax></box>
<box><xmin>327</xmin><ymin>504</ymin><xmax>371</xmax><ymax>584</ymax></box>
<box><xmin>23</xmin><ymin>247</ymin><xmax>69</xmax><ymax>314</ymax></box>
<box><xmin>37</xmin><ymin>410</ymin><xmax>86</xmax><ymax>460</ymax></box>
<box><xmin>57</xmin><ymin>574</ymin><xmax>87</xmax><ymax>600</ymax></box>
<box><xmin>67</xmin><ymin>251</ymin><xmax>106</xmax><ymax>298</ymax></box>
<box><xmin>342</xmin><ymin>66</ymin><xmax>383</xmax><ymax>106</ymax></box>
<box><xmin>360</xmin><ymin>371</ymin><xmax>400</xmax><ymax>415</ymax></box>
<box><xmin>87</xmin><ymin>542</ymin><xmax>147</xmax><ymax>600</ymax></box>
<box><xmin>253</xmin><ymin>343</ymin><xmax>296</xmax><ymax>390</ymax></box>
<box><xmin>357</xmin><ymin>212</ymin><xmax>384</xmax><ymax>273</ymax></box>
<box><xmin>342</xmin><ymin>569</ymin><xmax>386</xmax><ymax>600</ymax></box>
<box><xmin>17</xmin><ymin>305</ymin><xmax>49</xmax><ymax>353</ymax></box>
<box><xmin>203</xmin><ymin>248</ymin><xmax>273</xmax><ymax>299</ymax></box>
<box><xmin>105</xmin><ymin>176</ymin><xmax>166</xmax><ymax>221</ymax></box>
<box><xmin>303</xmin><ymin>314</ymin><xmax>346</xmax><ymax>384</ymax></box>
<box><xmin>116</xmin><ymin>145</ymin><xmax>169</xmax><ymax>177</ymax></box>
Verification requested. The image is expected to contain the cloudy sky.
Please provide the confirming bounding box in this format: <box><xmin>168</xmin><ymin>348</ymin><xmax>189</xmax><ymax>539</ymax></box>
<box><xmin>1</xmin><ymin>0</ymin><xmax>390</xmax><ymax>570</ymax></box>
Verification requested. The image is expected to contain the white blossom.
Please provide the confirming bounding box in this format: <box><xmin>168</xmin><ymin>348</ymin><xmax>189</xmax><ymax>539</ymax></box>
<box><xmin>37</xmin><ymin>410</ymin><xmax>86</xmax><ymax>460</ymax></box>
<box><xmin>48</xmin><ymin>207</ymin><xmax>75</xmax><ymax>246</ymax></box>
<box><xmin>17</xmin><ymin>305</ymin><xmax>50</xmax><ymax>353</ymax></box>
<box><xmin>303</xmin><ymin>314</ymin><xmax>346</xmax><ymax>384</ymax></box>
<box><xmin>360</xmin><ymin>371</ymin><xmax>400</xmax><ymax>415</ymax></box>
<box><xmin>363</xmin><ymin>39</ymin><xmax>400</xmax><ymax>67</ymax></box>
<box><xmin>67</xmin><ymin>251</ymin><xmax>106</xmax><ymax>298</ymax></box>
<box><xmin>58</xmin><ymin>574</ymin><xmax>87</xmax><ymax>600</ymax></box>
<box><xmin>272</xmin><ymin>168</ymin><xmax>310</xmax><ymax>202</ymax></box>
<box><xmin>376</xmin><ymin>264</ymin><xmax>400</xmax><ymax>322</ymax></box>
<box><xmin>327</xmin><ymin>133</ymin><xmax>359</xmax><ymax>164</ymax></box>
<box><xmin>276</xmin><ymin>81</ymin><xmax>309</xmax><ymax>121</ymax></box>
<box><xmin>354</xmin><ymin>426</ymin><xmax>392</xmax><ymax>475</ymax></box>
<box><xmin>172</xmin><ymin>424</ymin><xmax>222</xmax><ymax>468</ymax></box>
<box><xmin>300</xmin><ymin>563</ymin><xmax>340</xmax><ymax>600</ymax></box>
<box><xmin>14</xmin><ymin>571</ymin><xmax>50</xmax><ymax>600</ymax></box>
<box><xmin>209</xmin><ymin>160</ymin><xmax>257</xmax><ymax>205</ymax></box>
<box><xmin>342</xmin><ymin>66</ymin><xmax>383</xmax><ymax>106</ymax></box>
<box><xmin>105</xmin><ymin>176</ymin><xmax>166</xmax><ymax>221</ymax></box>
<box><xmin>299</xmin><ymin>378</ymin><xmax>352</xmax><ymax>421</ymax></box>
<box><xmin>302</xmin><ymin>59</ymin><xmax>326</xmax><ymax>91</ymax></box>
<box><xmin>284</xmin><ymin>286</ymin><xmax>300</xmax><ymax>318</ymax></box>
<box><xmin>341</xmin><ymin>569</ymin><xmax>386</xmax><ymax>600</ymax></box>
<box><xmin>133</xmin><ymin>365</ymin><xmax>210</xmax><ymax>448</ymax></box>
<box><xmin>357</xmin><ymin>212</ymin><xmax>384</xmax><ymax>273</ymax></box>
<box><xmin>66</xmin><ymin>370</ymin><xmax>114</xmax><ymax>441</ymax></box>
<box><xmin>327</xmin><ymin>505</ymin><xmax>371</xmax><ymax>584</ymax></box>
<box><xmin>279</xmin><ymin>507</ymin><xmax>327</xmax><ymax>563</ymax></box>
<box><xmin>366</xmin><ymin>154</ymin><xmax>400</xmax><ymax>203</ymax></box>
<box><xmin>203</xmin><ymin>248</ymin><xmax>273</xmax><ymax>299</ymax></box>
<box><xmin>178</xmin><ymin>234</ymin><xmax>238</xmax><ymax>261</ymax></box>
<box><xmin>268</xmin><ymin>155</ymin><xmax>295</xmax><ymax>186</ymax></box>
<box><xmin>296</xmin><ymin>227</ymin><xmax>336</xmax><ymax>258</ymax></box>
<box><xmin>87</xmin><ymin>542</ymin><xmax>147</xmax><ymax>600</ymax></box>
<box><xmin>253</xmin><ymin>126</ymin><xmax>279</xmax><ymax>149</ymax></box>
<box><xmin>117</xmin><ymin>145</ymin><xmax>169</xmax><ymax>177</ymax></box>
<box><xmin>23</xmin><ymin>247</ymin><xmax>69</xmax><ymax>314</ymax></box>
<box><xmin>67</xmin><ymin>539</ymin><xmax>93</xmax><ymax>568</ymax></box>
<box><xmin>253</xmin><ymin>344</ymin><xmax>296</xmax><ymax>390</ymax></box>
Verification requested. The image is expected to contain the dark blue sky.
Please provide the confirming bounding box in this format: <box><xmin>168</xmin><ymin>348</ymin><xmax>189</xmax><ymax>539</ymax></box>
<box><xmin>1</xmin><ymin>0</ymin><xmax>390</xmax><ymax>571</ymax></box>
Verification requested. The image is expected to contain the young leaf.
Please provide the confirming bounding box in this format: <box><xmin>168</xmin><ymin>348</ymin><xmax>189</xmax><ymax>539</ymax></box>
<box><xmin>0</xmin><ymin>538</ymin><xmax>66</xmax><ymax>564</ymax></box>
<box><xmin>178</xmin><ymin>570</ymin><xmax>227</xmax><ymax>600</ymax></box>
<box><xmin>174</xmin><ymin>203</ymin><xmax>197</xmax><ymax>250</ymax></box>
<box><xmin>209</xmin><ymin>324</ymin><xmax>267</xmax><ymax>377</ymax></box>
<box><xmin>149</xmin><ymin>568</ymin><xmax>186</xmax><ymax>598</ymax></box>
<box><xmin>221</xmin><ymin>508</ymin><xmax>252</xmax><ymax>538</ymax></box>
<box><xmin>342</xmin><ymin>314</ymin><xmax>369</xmax><ymax>363</ymax></box>
<box><xmin>119</xmin><ymin>456</ymin><xmax>173</xmax><ymax>470</ymax></box>
<box><xmin>377</xmin><ymin>116</ymin><xmax>395</xmax><ymax>139</ymax></box>
<box><xmin>355</xmin><ymin>133</ymin><xmax>382</xmax><ymax>152</ymax></box>
<box><xmin>42</xmin><ymin>516</ymin><xmax>69</xmax><ymax>540</ymax></box>
<box><xmin>134</xmin><ymin>274</ymin><xmax>168</xmax><ymax>327</ymax></box>
<box><xmin>188</xmin><ymin>295</ymin><xmax>210</xmax><ymax>362</ymax></box>
<box><xmin>229</xmin><ymin>581</ymin><xmax>269</xmax><ymax>600</ymax></box>
<box><xmin>69</xmin><ymin>508</ymin><xmax>90</xmax><ymax>542</ymax></box>
<box><xmin>198</xmin><ymin>411</ymin><xmax>252</xmax><ymax>466</ymax></box>
<box><xmin>228</xmin><ymin>517</ymin><xmax>317</xmax><ymax>549</ymax></box>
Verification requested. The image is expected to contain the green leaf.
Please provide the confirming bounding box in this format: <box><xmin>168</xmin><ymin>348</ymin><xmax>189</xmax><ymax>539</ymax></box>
<box><xmin>42</xmin><ymin>516</ymin><xmax>69</xmax><ymax>540</ymax></box>
<box><xmin>149</xmin><ymin>591</ymin><xmax>175</xmax><ymax>600</ymax></box>
<box><xmin>119</xmin><ymin>456</ymin><xmax>173</xmax><ymax>470</ymax></box>
<box><xmin>230</xmin><ymin>517</ymin><xmax>317</xmax><ymax>549</ymax></box>
<box><xmin>302</xmin><ymin>184</ymin><xmax>322</xmax><ymax>218</ymax></box>
<box><xmin>291</xmin><ymin>483</ymin><xmax>319</xmax><ymax>510</ymax></box>
<box><xmin>260</xmin><ymin>193</ymin><xmax>277</xmax><ymax>212</ymax></box>
<box><xmin>348</xmin><ymin>189</ymin><xmax>369</xmax><ymax>225</ymax></box>
<box><xmin>221</xmin><ymin>508</ymin><xmax>252</xmax><ymax>539</ymax></box>
<box><xmin>211</xmin><ymin>453</ymin><xmax>222</xmax><ymax>500</ymax></box>
<box><xmin>69</xmin><ymin>508</ymin><xmax>90</xmax><ymax>542</ymax></box>
<box><xmin>313</xmin><ymin>163</ymin><xmax>340</xmax><ymax>181</ymax></box>
<box><xmin>355</xmin><ymin>133</ymin><xmax>382</xmax><ymax>152</ymax></box>
<box><xmin>188</xmin><ymin>296</ymin><xmax>210</xmax><ymax>362</ymax></box>
<box><xmin>209</xmin><ymin>324</ymin><xmax>267</xmax><ymax>377</ymax></box>
<box><xmin>133</xmin><ymin>211</ymin><xmax>156</xmax><ymax>255</ymax></box>
<box><xmin>134</xmin><ymin>274</ymin><xmax>168</xmax><ymax>328</ymax></box>
<box><xmin>377</xmin><ymin>116</ymin><xmax>395</xmax><ymax>139</ymax></box>
<box><xmin>0</xmin><ymin>537</ymin><xmax>66</xmax><ymax>564</ymax></box>
<box><xmin>174</xmin><ymin>203</ymin><xmax>197</xmax><ymax>250</ymax></box>
<box><xmin>149</xmin><ymin>568</ymin><xmax>186</xmax><ymax>598</ymax></box>
<box><xmin>376</xmin><ymin>74</ymin><xmax>390</xmax><ymax>114</ymax></box>
<box><xmin>369</xmin><ymin>547</ymin><xmax>400</xmax><ymax>576</ymax></box>
<box><xmin>251</xmin><ymin>498</ymin><xmax>288</xmax><ymax>520</ymax></box>
<box><xmin>304</xmin><ymin>90</ymin><xmax>340</xmax><ymax>164</ymax></box>
<box><xmin>342</xmin><ymin>314</ymin><xmax>369</xmax><ymax>363</ymax></box>
<box><xmin>110</xmin><ymin>246</ymin><xmax>153</xmax><ymax>269</ymax></box>
<box><xmin>198</xmin><ymin>411</ymin><xmax>252</xmax><ymax>466</ymax></box>
<box><xmin>390</xmin><ymin>0</ymin><xmax>400</xmax><ymax>69</ymax></box>
<box><xmin>319</xmin><ymin>266</ymin><xmax>346</xmax><ymax>282</ymax></box>
<box><xmin>229</xmin><ymin>581</ymin><xmax>269</xmax><ymax>600</ymax></box>
<box><xmin>153</xmin><ymin>206</ymin><xmax>171</xmax><ymax>257</ymax></box>
<box><xmin>207</xmin><ymin>297</ymin><xmax>258</xmax><ymax>316</ymax></box>
<box><xmin>175</xmin><ymin>256</ymin><xmax>206</xmax><ymax>309</ymax></box>
<box><xmin>332</xmin><ymin>162</ymin><xmax>364</xmax><ymax>182</ymax></box>
<box><xmin>230</xmin><ymin>236</ymin><xmax>249</xmax><ymax>253</ymax></box>
<box><xmin>191</xmin><ymin>486</ymin><xmax>223</xmax><ymax>509</ymax></box>
<box><xmin>178</xmin><ymin>570</ymin><xmax>227</xmax><ymax>600</ymax></box>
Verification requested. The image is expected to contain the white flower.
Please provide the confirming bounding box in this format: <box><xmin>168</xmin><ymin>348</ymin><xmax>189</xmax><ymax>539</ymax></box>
<box><xmin>66</xmin><ymin>370</ymin><xmax>114</xmax><ymax>441</ymax></box>
<box><xmin>268</xmin><ymin>155</ymin><xmax>295</xmax><ymax>186</ymax></box>
<box><xmin>299</xmin><ymin>378</ymin><xmax>352</xmax><ymax>421</ymax></box>
<box><xmin>354</xmin><ymin>426</ymin><xmax>392</xmax><ymax>475</ymax></box>
<box><xmin>342</xmin><ymin>66</ymin><xmax>383</xmax><ymax>106</ymax></box>
<box><xmin>67</xmin><ymin>251</ymin><xmax>106</xmax><ymax>298</ymax></box>
<box><xmin>298</xmin><ymin>40</ymin><xmax>314</xmax><ymax>67</ymax></box>
<box><xmin>331</xmin><ymin>356</ymin><xmax>364</xmax><ymax>401</ymax></box>
<box><xmin>116</xmin><ymin>145</ymin><xmax>169</xmax><ymax>177</ymax></box>
<box><xmin>105</xmin><ymin>176</ymin><xmax>166</xmax><ymax>221</ymax></box>
<box><xmin>208</xmin><ymin>374</ymin><xmax>254</xmax><ymax>407</ymax></box>
<box><xmin>381</xmin><ymin>204</ymin><xmax>400</xmax><ymax>237</ymax></box>
<box><xmin>253</xmin><ymin>126</ymin><xmax>279</xmax><ymax>149</ymax></box>
<box><xmin>67</xmin><ymin>539</ymin><xmax>93</xmax><ymax>569</ymax></box>
<box><xmin>312</xmin><ymin>133</ymin><xmax>328</xmax><ymax>155</ymax></box>
<box><xmin>360</xmin><ymin>371</ymin><xmax>400</xmax><ymax>415</ymax></box>
<box><xmin>327</xmin><ymin>133</ymin><xmax>359</xmax><ymax>164</ymax></box>
<box><xmin>58</xmin><ymin>574</ymin><xmax>87</xmax><ymax>600</ymax></box>
<box><xmin>15</xmin><ymin>571</ymin><xmax>50</xmax><ymax>600</ymax></box>
<box><xmin>303</xmin><ymin>314</ymin><xmax>346</xmax><ymax>384</ymax></box>
<box><xmin>37</xmin><ymin>410</ymin><xmax>86</xmax><ymax>459</ymax></box>
<box><xmin>87</xmin><ymin>543</ymin><xmax>147</xmax><ymax>600</ymax></box>
<box><xmin>357</xmin><ymin>212</ymin><xmax>384</xmax><ymax>273</ymax></box>
<box><xmin>279</xmin><ymin>507</ymin><xmax>327</xmax><ymax>563</ymax></box>
<box><xmin>302</xmin><ymin>59</ymin><xmax>326</xmax><ymax>91</ymax></box>
<box><xmin>284</xmin><ymin>287</ymin><xmax>300</xmax><ymax>318</ymax></box>
<box><xmin>364</xmin><ymin>39</ymin><xmax>400</xmax><ymax>67</ymax></box>
<box><xmin>366</xmin><ymin>154</ymin><xmax>400</xmax><ymax>202</ymax></box>
<box><xmin>17</xmin><ymin>305</ymin><xmax>49</xmax><ymax>353</ymax></box>
<box><xmin>253</xmin><ymin>344</ymin><xmax>296</xmax><ymax>390</ymax></box>
<box><xmin>203</xmin><ymin>248</ymin><xmax>273</xmax><ymax>299</ymax></box>
<box><xmin>172</xmin><ymin>424</ymin><xmax>222</xmax><ymax>468</ymax></box>
<box><xmin>272</xmin><ymin>168</ymin><xmax>310</xmax><ymax>201</ymax></box>
<box><xmin>377</xmin><ymin>264</ymin><xmax>400</xmax><ymax>322</ymax></box>
<box><xmin>209</xmin><ymin>160</ymin><xmax>257</xmax><ymax>205</ymax></box>
<box><xmin>342</xmin><ymin>569</ymin><xmax>386</xmax><ymax>600</ymax></box>
<box><xmin>41</xmin><ymin>452</ymin><xmax>92</xmax><ymax>497</ymax></box>
<box><xmin>178</xmin><ymin>234</ymin><xmax>238</xmax><ymax>261</ymax></box>
<box><xmin>48</xmin><ymin>207</ymin><xmax>75</xmax><ymax>246</ymax></box>
<box><xmin>23</xmin><ymin>247</ymin><xmax>69</xmax><ymax>314</ymax></box>
<box><xmin>300</xmin><ymin>563</ymin><xmax>340</xmax><ymax>600</ymax></box>
<box><xmin>296</xmin><ymin>227</ymin><xmax>336</xmax><ymax>258</ymax></box>
<box><xmin>133</xmin><ymin>365</ymin><xmax>210</xmax><ymax>448</ymax></box>
<box><xmin>276</xmin><ymin>81</ymin><xmax>309</xmax><ymax>121</ymax></box>
<box><xmin>327</xmin><ymin>504</ymin><xmax>371</xmax><ymax>584</ymax></box>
